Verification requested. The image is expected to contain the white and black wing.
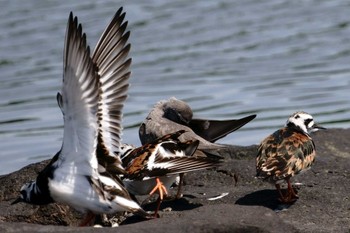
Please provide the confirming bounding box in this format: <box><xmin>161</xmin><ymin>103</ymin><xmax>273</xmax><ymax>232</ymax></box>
<box><xmin>147</xmin><ymin>141</ymin><xmax>222</xmax><ymax>177</ymax></box>
<box><xmin>92</xmin><ymin>7</ymin><xmax>131</xmax><ymax>174</ymax></box>
<box><xmin>125</xmin><ymin>131</ymin><xmax>223</xmax><ymax>180</ymax></box>
<box><xmin>59</xmin><ymin>13</ymin><xmax>99</xmax><ymax>172</ymax></box>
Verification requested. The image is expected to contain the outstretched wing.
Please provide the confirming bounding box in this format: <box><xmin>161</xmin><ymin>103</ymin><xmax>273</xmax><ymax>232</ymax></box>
<box><xmin>92</xmin><ymin>7</ymin><xmax>131</xmax><ymax>174</ymax></box>
<box><xmin>59</xmin><ymin>13</ymin><xmax>99</xmax><ymax>172</ymax></box>
<box><xmin>189</xmin><ymin>114</ymin><xmax>257</xmax><ymax>142</ymax></box>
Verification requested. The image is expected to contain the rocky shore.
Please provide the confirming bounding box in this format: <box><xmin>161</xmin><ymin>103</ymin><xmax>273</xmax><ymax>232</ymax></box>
<box><xmin>0</xmin><ymin>128</ymin><xmax>349</xmax><ymax>232</ymax></box>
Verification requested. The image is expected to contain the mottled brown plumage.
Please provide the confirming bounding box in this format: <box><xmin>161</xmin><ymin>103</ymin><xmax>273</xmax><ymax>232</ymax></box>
<box><xmin>256</xmin><ymin>111</ymin><xmax>325</xmax><ymax>203</ymax></box>
<box><xmin>257</xmin><ymin>127</ymin><xmax>316</xmax><ymax>181</ymax></box>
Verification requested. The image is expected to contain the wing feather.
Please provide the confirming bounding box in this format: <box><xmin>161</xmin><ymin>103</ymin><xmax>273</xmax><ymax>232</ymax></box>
<box><xmin>92</xmin><ymin>7</ymin><xmax>131</xmax><ymax>174</ymax></box>
<box><xmin>148</xmin><ymin>156</ymin><xmax>222</xmax><ymax>177</ymax></box>
<box><xmin>124</xmin><ymin>131</ymin><xmax>222</xmax><ymax>180</ymax></box>
<box><xmin>189</xmin><ymin>114</ymin><xmax>256</xmax><ymax>142</ymax></box>
<box><xmin>59</xmin><ymin>13</ymin><xmax>99</xmax><ymax>172</ymax></box>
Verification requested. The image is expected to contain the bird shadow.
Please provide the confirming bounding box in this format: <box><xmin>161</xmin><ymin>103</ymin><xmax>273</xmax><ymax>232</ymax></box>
<box><xmin>235</xmin><ymin>189</ymin><xmax>296</xmax><ymax>211</ymax></box>
<box><xmin>121</xmin><ymin>197</ymin><xmax>202</xmax><ymax>225</ymax></box>
<box><xmin>143</xmin><ymin>197</ymin><xmax>202</xmax><ymax>212</ymax></box>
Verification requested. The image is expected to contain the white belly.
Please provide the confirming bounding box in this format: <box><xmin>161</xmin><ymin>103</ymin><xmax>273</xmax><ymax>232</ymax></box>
<box><xmin>123</xmin><ymin>175</ymin><xmax>177</xmax><ymax>196</ymax></box>
<box><xmin>48</xmin><ymin>169</ymin><xmax>138</xmax><ymax>214</ymax></box>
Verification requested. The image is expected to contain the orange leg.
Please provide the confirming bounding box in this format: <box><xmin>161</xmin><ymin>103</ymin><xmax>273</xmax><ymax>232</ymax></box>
<box><xmin>149</xmin><ymin>177</ymin><xmax>168</xmax><ymax>200</ymax></box>
<box><xmin>149</xmin><ymin>177</ymin><xmax>168</xmax><ymax>217</ymax></box>
<box><xmin>286</xmin><ymin>179</ymin><xmax>299</xmax><ymax>201</ymax></box>
<box><xmin>275</xmin><ymin>183</ymin><xmax>287</xmax><ymax>202</ymax></box>
<box><xmin>79</xmin><ymin>212</ymin><xmax>95</xmax><ymax>226</ymax></box>
<box><xmin>276</xmin><ymin>179</ymin><xmax>299</xmax><ymax>204</ymax></box>
<box><xmin>154</xmin><ymin>197</ymin><xmax>162</xmax><ymax>217</ymax></box>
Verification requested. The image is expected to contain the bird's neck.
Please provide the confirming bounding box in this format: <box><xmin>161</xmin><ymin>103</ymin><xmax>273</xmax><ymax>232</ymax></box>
<box><xmin>28</xmin><ymin>152</ymin><xmax>60</xmax><ymax>205</ymax></box>
<box><xmin>286</xmin><ymin>122</ymin><xmax>309</xmax><ymax>136</ymax></box>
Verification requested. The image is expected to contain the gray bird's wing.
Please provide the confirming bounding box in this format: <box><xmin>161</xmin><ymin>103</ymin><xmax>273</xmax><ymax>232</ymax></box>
<box><xmin>189</xmin><ymin>114</ymin><xmax>256</xmax><ymax>142</ymax></box>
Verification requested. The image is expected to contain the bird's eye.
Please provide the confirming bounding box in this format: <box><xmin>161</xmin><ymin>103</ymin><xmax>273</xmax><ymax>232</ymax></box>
<box><xmin>304</xmin><ymin>119</ymin><xmax>312</xmax><ymax>126</ymax></box>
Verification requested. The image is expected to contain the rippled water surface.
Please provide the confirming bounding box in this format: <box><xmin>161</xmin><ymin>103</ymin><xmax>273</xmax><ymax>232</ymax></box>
<box><xmin>1</xmin><ymin>0</ymin><xmax>349</xmax><ymax>175</ymax></box>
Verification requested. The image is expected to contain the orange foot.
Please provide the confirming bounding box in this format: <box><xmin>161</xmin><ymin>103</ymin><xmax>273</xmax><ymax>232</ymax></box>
<box><xmin>276</xmin><ymin>180</ymin><xmax>299</xmax><ymax>204</ymax></box>
<box><xmin>149</xmin><ymin>177</ymin><xmax>168</xmax><ymax>200</ymax></box>
<box><xmin>285</xmin><ymin>179</ymin><xmax>299</xmax><ymax>202</ymax></box>
<box><xmin>278</xmin><ymin>194</ymin><xmax>298</xmax><ymax>204</ymax></box>
<box><xmin>149</xmin><ymin>177</ymin><xmax>168</xmax><ymax>217</ymax></box>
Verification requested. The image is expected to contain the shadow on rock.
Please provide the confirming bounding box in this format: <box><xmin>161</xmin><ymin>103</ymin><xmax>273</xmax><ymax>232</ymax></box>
<box><xmin>121</xmin><ymin>198</ymin><xmax>202</xmax><ymax>225</ymax></box>
<box><xmin>235</xmin><ymin>189</ymin><xmax>295</xmax><ymax>211</ymax></box>
<box><xmin>118</xmin><ymin>214</ymin><xmax>155</xmax><ymax>226</ymax></box>
<box><xmin>143</xmin><ymin>197</ymin><xmax>202</xmax><ymax>212</ymax></box>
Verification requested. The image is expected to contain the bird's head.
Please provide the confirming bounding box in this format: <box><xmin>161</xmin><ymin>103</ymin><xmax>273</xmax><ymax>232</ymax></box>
<box><xmin>163</xmin><ymin>97</ymin><xmax>193</xmax><ymax>125</ymax></box>
<box><xmin>11</xmin><ymin>181</ymin><xmax>36</xmax><ymax>205</ymax></box>
<box><xmin>286</xmin><ymin>111</ymin><xmax>326</xmax><ymax>135</ymax></box>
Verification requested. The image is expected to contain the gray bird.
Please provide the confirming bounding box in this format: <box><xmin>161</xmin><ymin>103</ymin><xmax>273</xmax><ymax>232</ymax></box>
<box><xmin>139</xmin><ymin>97</ymin><xmax>256</xmax><ymax>158</ymax></box>
<box><xmin>139</xmin><ymin>97</ymin><xmax>256</xmax><ymax>198</ymax></box>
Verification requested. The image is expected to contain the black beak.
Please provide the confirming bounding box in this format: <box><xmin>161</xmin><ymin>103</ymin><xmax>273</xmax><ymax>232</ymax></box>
<box><xmin>11</xmin><ymin>197</ymin><xmax>23</xmax><ymax>205</ymax></box>
<box><xmin>313</xmin><ymin>123</ymin><xmax>326</xmax><ymax>130</ymax></box>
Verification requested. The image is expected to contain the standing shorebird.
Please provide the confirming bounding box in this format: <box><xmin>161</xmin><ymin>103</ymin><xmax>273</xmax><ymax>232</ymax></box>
<box><xmin>121</xmin><ymin>130</ymin><xmax>223</xmax><ymax>216</ymax></box>
<box><xmin>12</xmin><ymin>8</ymin><xmax>153</xmax><ymax>226</ymax></box>
<box><xmin>256</xmin><ymin>111</ymin><xmax>325</xmax><ymax>203</ymax></box>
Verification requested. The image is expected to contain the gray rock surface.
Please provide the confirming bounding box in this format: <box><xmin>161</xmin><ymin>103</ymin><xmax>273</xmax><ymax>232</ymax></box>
<box><xmin>0</xmin><ymin>128</ymin><xmax>349</xmax><ymax>232</ymax></box>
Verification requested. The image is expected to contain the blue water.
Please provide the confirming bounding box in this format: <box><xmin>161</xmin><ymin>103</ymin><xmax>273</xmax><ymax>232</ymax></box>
<box><xmin>0</xmin><ymin>0</ymin><xmax>349</xmax><ymax>175</ymax></box>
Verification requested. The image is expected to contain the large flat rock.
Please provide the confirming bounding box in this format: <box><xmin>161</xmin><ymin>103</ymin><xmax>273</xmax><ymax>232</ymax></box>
<box><xmin>0</xmin><ymin>128</ymin><xmax>349</xmax><ymax>232</ymax></box>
